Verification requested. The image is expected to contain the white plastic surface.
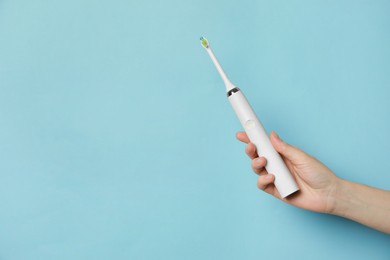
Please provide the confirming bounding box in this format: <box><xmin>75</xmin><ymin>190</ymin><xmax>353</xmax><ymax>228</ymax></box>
<box><xmin>206</xmin><ymin>47</ymin><xmax>236</xmax><ymax>92</ymax></box>
<box><xmin>229</xmin><ymin>90</ymin><xmax>299</xmax><ymax>198</ymax></box>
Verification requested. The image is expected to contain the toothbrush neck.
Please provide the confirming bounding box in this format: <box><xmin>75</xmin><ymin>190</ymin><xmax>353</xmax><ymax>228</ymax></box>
<box><xmin>216</xmin><ymin>66</ymin><xmax>230</xmax><ymax>86</ymax></box>
<box><xmin>207</xmin><ymin>48</ymin><xmax>232</xmax><ymax>87</ymax></box>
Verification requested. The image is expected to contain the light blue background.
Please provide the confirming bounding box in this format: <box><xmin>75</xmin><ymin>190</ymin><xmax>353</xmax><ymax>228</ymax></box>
<box><xmin>0</xmin><ymin>0</ymin><xmax>389</xmax><ymax>259</ymax></box>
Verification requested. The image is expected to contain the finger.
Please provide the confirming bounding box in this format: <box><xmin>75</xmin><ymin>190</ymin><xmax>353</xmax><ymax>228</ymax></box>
<box><xmin>245</xmin><ymin>142</ymin><xmax>258</xmax><ymax>159</ymax></box>
<box><xmin>255</xmin><ymin>168</ymin><xmax>268</xmax><ymax>176</ymax></box>
<box><xmin>251</xmin><ymin>157</ymin><xmax>267</xmax><ymax>175</ymax></box>
<box><xmin>270</xmin><ymin>131</ymin><xmax>308</xmax><ymax>163</ymax></box>
<box><xmin>257</xmin><ymin>174</ymin><xmax>276</xmax><ymax>194</ymax></box>
<box><xmin>236</xmin><ymin>132</ymin><xmax>250</xmax><ymax>143</ymax></box>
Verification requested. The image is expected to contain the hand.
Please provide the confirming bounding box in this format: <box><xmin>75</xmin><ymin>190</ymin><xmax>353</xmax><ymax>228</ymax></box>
<box><xmin>236</xmin><ymin>131</ymin><xmax>340</xmax><ymax>213</ymax></box>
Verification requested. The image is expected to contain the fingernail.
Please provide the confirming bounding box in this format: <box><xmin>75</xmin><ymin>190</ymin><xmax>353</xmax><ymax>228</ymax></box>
<box><xmin>265</xmin><ymin>174</ymin><xmax>273</xmax><ymax>180</ymax></box>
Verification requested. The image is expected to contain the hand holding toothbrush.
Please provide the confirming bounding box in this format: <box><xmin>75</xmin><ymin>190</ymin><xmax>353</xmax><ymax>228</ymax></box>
<box><xmin>237</xmin><ymin>131</ymin><xmax>390</xmax><ymax>234</ymax></box>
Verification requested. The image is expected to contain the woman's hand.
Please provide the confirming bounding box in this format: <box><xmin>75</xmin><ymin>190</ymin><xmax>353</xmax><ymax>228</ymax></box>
<box><xmin>236</xmin><ymin>131</ymin><xmax>340</xmax><ymax>213</ymax></box>
<box><xmin>237</xmin><ymin>131</ymin><xmax>390</xmax><ymax>233</ymax></box>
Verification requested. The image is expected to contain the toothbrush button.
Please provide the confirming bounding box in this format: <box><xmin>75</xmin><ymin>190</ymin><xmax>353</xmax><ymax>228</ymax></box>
<box><xmin>245</xmin><ymin>120</ymin><xmax>255</xmax><ymax>129</ymax></box>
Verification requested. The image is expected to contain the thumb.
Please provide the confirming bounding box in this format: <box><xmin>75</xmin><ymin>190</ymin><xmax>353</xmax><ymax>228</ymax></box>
<box><xmin>270</xmin><ymin>131</ymin><xmax>307</xmax><ymax>163</ymax></box>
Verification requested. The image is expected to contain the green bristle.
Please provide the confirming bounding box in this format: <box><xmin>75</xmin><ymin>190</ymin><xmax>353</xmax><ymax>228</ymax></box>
<box><xmin>200</xmin><ymin>36</ymin><xmax>209</xmax><ymax>48</ymax></box>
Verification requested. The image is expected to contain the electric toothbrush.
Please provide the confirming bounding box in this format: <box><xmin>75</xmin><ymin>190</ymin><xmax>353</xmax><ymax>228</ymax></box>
<box><xmin>200</xmin><ymin>37</ymin><xmax>299</xmax><ymax>198</ymax></box>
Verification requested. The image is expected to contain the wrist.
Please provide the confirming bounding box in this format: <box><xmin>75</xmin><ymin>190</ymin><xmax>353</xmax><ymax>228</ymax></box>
<box><xmin>326</xmin><ymin>178</ymin><xmax>351</xmax><ymax>216</ymax></box>
<box><xmin>325</xmin><ymin>178</ymin><xmax>390</xmax><ymax>233</ymax></box>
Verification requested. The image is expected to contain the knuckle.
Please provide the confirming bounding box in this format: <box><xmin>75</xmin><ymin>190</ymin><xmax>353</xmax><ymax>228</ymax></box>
<box><xmin>252</xmin><ymin>158</ymin><xmax>263</xmax><ymax>170</ymax></box>
<box><xmin>245</xmin><ymin>145</ymin><xmax>251</xmax><ymax>154</ymax></box>
<box><xmin>251</xmin><ymin>160</ymin><xmax>258</xmax><ymax>169</ymax></box>
<box><xmin>256</xmin><ymin>178</ymin><xmax>265</xmax><ymax>190</ymax></box>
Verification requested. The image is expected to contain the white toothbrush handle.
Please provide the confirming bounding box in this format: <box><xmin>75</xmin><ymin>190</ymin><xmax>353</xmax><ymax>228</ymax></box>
<box><xmin>228</xmin><ymin>88</ymin><xmax>299</xmax><ymax>198</ymax></box>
